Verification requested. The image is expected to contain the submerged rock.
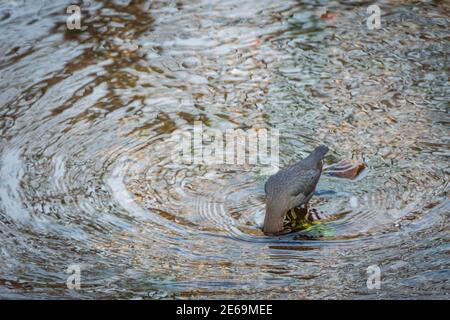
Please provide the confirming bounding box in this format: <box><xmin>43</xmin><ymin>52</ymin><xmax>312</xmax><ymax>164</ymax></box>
<box><xmin>324</xmin><ymin>159</ymin><xmax>366</xmax><ymax>180</ymax></box>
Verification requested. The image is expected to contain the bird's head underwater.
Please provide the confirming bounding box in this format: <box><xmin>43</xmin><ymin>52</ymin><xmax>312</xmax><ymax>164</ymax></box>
<box><xmin>263</xmin><ymin>145</ymin><xmax>329</xmax><ymax>235</ymax></box>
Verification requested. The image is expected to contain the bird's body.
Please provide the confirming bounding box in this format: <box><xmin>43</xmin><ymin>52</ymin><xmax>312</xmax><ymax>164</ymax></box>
<box><xmin>263</xmin><ymin>145</ymin><xmax>329</xmax><ymax>235</ymax></box>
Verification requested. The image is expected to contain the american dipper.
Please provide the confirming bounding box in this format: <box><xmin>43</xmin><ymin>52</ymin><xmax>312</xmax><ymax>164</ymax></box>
<box><xmin>263</xmin><ymin>145</ymin><xmax>329</xmax><ymax>235</ymax></box>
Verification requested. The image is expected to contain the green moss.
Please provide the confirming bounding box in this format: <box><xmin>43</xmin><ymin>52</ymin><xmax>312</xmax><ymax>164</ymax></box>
<box><xmin>285</xmin><ymin>207</ymin><xmax>335</xmax><ymax>237</ymax></box>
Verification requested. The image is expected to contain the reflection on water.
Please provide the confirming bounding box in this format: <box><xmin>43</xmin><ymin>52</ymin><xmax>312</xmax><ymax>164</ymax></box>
<box><xmin>0</xmin><ymin>0</ymin><xmax>448</xmax><ymax>299</ymax></box>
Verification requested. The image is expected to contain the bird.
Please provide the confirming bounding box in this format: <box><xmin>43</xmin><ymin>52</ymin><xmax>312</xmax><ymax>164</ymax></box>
<box><xmin>263</xmin><ymin>145</ymin><xmax>329</xmax><ymax>235</ymax></box>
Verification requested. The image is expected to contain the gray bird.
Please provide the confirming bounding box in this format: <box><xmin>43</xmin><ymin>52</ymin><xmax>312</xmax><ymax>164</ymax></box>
<box><xmin>263</xmin><ymin>145</ymin><xmax>329</xmax><ymax>235</ymax></box>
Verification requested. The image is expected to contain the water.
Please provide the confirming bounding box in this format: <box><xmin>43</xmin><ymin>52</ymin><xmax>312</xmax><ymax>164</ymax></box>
<box><xmin>0</xmin><ymin>0</ymin><xmax>448</xmax><ymax>299</ymax></box>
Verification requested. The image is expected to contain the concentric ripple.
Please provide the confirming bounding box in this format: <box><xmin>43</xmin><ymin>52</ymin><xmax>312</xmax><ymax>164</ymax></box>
<box><xmin>0</xmin><ymin>0</ymin><xmax>448</xmax><ymax>299</ymax></box>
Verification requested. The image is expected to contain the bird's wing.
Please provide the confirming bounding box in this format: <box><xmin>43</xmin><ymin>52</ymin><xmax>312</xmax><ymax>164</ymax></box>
<box><xmin>287</xmin><ymin>168</ymin><xmax>321</xmax><ymax>198</ymax></box>
<box><xmin>291</xmin><ymin>192</ymin><xmax>307</xmax><ymax>208</ymax></box>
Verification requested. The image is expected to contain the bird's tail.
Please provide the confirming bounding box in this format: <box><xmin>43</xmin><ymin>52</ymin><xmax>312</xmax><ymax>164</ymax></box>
<box><xmin>310</xmin><ymin>145</ymin><xmax>329</xmax><ymax>160</ymax></box>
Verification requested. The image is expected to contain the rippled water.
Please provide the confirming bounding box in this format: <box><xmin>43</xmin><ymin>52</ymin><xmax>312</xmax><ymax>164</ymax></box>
<box><xmin>0</xmin><ymin>0</ymin><xmax>448</xmax><ymax>299</ymax></box>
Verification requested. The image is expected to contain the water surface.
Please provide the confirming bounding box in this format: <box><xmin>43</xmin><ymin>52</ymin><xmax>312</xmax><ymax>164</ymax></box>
<box><xmin>0</xmin><ymin>0</ymin><xmax>448</xmax><ymax>299</ymax></box>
